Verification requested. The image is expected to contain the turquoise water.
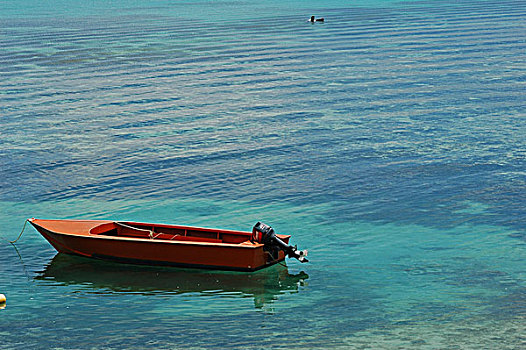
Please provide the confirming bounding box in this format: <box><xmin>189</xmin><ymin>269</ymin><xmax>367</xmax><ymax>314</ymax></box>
<box><xmin>1</xmin><ymin>0</ymin><xmax>524</xmax><ymax>348</ymax></box>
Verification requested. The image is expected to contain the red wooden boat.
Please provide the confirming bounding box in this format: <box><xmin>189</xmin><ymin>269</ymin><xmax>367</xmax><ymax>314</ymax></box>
<box><xmin>29</xmin><ymin>218</ymin><xmax>308</xmax><ymax>271</ymax></box>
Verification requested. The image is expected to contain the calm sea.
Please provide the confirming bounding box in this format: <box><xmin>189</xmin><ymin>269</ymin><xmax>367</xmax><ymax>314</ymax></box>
<box><xmin>1</xmin><ymin>0</ymin><xmax>524</xmax><ymax>348</ymax></box>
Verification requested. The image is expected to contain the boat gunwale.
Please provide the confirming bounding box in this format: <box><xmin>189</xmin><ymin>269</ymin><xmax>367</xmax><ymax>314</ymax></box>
<box><xmin>29</xmin><ymin>219</ymin><xmax>270</xmax><ymax>249</ymax></box>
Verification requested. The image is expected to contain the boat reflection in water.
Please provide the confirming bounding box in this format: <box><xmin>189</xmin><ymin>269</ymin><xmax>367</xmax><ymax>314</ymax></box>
<box><xmin>36</xmin><ymin>254</ymin><xmax>309</xmax><ymax>309</ymax></box>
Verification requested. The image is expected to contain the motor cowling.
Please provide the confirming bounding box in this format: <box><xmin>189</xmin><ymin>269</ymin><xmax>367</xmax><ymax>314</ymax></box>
<box><xmin>252</xmin><ymin>222</ymin><xmax>308</xmax><ymax>263</ymax></box>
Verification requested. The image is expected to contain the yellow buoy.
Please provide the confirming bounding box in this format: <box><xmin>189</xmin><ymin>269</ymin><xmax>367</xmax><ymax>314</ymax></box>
<box><xmin>0</xmin><ymin>294</ymin><xmax>6</xmax><ymax>306</ymax></box>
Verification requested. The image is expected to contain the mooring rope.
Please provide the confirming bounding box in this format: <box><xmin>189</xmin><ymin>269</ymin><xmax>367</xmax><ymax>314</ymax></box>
<box><xmin>11</xmin><ymin>240</ymin><xmax>34</xmax><ymax>284</ymax></box>
<box><xmin>115</xmin><ymin>222</ymin><xmax>156</xmax><ymax>238</ymax></box>
<box><xmin>10</xmin><ymin>219</ymin><xmax>29</xmax><ymax>244</ymax></box>
<box><xmin>5</xmin><ymin>219</ymin><xmax>35</xmax><ymax>288</ymax></box>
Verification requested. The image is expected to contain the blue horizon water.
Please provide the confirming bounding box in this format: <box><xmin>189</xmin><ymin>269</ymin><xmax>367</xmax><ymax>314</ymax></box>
<box><xmin>1</xmin><ymin>0</ymin><xmax>525</xmax><ymax>349</ymax></box>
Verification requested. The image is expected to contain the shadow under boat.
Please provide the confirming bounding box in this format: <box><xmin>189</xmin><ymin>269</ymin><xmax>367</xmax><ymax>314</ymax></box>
<box><xmin>35</xmin><ymin>253</ymin><xmax>309</xmax><ymax>309</ymax></box>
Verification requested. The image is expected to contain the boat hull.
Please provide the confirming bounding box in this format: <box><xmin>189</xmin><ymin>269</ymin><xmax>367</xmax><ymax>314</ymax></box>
<box><xmin>29</xmin><ymin>219</ymin><xmax>287</xmax><ymax>271</ymax></box>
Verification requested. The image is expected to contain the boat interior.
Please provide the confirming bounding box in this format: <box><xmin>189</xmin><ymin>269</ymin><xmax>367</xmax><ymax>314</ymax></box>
<box><xmin>89</xmin><ymin>222</ymin><xmax>254</xmax><ymax>244</ymax></box>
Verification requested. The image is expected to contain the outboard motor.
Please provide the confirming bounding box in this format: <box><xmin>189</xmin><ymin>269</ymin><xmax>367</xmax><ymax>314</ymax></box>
<box><xmin>252</xmin><ymin>222</ymin><xmax>308</xmax><ymax>263</ymax></box>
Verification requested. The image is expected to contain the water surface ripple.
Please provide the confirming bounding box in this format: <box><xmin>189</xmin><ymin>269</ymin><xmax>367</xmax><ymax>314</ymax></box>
<box><xmin>1</xmin><ymin>0</ymin><xmax>525</xmax><ymax>349</ymax></box>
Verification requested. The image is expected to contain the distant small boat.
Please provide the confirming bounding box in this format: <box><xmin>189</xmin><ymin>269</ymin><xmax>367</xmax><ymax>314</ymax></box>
<box><xmin>29</xmin><ymin>219</ymin><xmax>308</xmax><ymax>271</ymax></box>
<box><xmin>309</xmin><ymin>16</ymin><xmax>325</xmax><ymax>22</ymax></box>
